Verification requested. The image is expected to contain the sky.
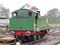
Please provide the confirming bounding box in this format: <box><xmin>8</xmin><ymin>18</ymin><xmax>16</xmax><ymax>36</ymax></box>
<box><xmin>0</xmin><ymin>0</ymin><xmax>60</xmax><ymax>16</ymax></box>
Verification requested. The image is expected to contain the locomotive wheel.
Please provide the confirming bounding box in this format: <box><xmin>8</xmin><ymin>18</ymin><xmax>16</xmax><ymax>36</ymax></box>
<box><xmin>36</xmin><ymin>34</ymin><xmax>39</xmax><ymax>40</ymax></box>
<box><xmin>40</xmin><ymin>34</ymin><xmax>43</xmax><ymax>39</ymax></box>
<box><xmin>15</xmin><ymin>35</ymin><xmax>34</xmax><ymax>43</ymax></box>
<box><xmin>25</xmin><ymin>36</ymin><xmax>34</xmax><ymax>42</ymax></box>
<box><xmin>22</xmin><ymin>36</ymin><xmax>34</xmax><ymax>43</ymax></box>
<box><xmin>30</xmin><ymin>36</ymin><xmax>34</xmax><ymax>41</ymax></box>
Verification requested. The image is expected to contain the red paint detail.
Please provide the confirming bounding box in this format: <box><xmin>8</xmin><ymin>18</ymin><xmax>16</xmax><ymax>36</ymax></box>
<box><xmin>14</xmin><ymin>31</ymin><xmax>34</xmax><ymax>36</ymax></box>
<box><xmin>23</xmin><ymin>31</ymin><xmax>26</xmax><ymax>36</ymax></box>
<box><xmin>31</xmin><ymin>31</ymin><xmax>34</xmax><ymax>35</ymax></box>
<box><xmin>14</xmin><ymin>31</ymin><xmax>20</xmax><ymax>36</ymax></box>
<box><xmin>36</xmin><ymin>30</ymin><xmax>46</xmax><ymax>36</ymax></box>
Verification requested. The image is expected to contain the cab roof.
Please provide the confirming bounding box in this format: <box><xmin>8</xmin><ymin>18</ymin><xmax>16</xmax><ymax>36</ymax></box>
<box><xmin>12</xmin><ymin>3</ymin><xmax>39</xmax><ymax>13</ymax></box>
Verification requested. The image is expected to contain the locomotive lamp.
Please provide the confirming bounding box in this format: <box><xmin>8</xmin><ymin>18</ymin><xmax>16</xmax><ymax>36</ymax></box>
<box><xmin>16</xmin><ymin>42</ymin><xmax>21</xmax><ymax>45</ymax></box>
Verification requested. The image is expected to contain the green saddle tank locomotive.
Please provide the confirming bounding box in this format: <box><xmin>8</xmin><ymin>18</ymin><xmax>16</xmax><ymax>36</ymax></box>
<box><xmin>10</xmin><ymin>5</ymin><xmax>49</xmax><ymax>43</ymax></box>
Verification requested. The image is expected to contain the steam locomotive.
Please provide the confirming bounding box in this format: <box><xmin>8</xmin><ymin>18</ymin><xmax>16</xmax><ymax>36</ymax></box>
<box><xmin>10</xmin><ymin>4</ymin><xmax>49</xmax><ymax>43</ymax></box>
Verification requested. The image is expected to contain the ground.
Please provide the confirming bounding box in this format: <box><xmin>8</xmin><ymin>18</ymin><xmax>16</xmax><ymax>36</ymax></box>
<box><xmin>0</xmin><ymin>24</ymin><xmax>60</xmax><ymax>45</ymax></box>
<box><xmin>37</xmin><ymin>24</ymin><xmax>60</xmax><ymax>45</ymax></box>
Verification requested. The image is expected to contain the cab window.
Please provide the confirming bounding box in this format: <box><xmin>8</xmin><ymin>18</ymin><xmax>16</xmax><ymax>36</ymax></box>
<box><xmin>28</xmin><ymin>11</ymin><xmax>32</xmax><ymax>16</ymax></box>
<box><xmin>14</xmin><ymin>12</ymin><xmax>18</xmax><ymax>16</ymax></box>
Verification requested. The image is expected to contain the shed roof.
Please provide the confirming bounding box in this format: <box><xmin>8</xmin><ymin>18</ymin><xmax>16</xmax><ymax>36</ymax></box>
<box><xmin>21</xmin><ymin>3</ymin><xmax>38</xmax><ymax>13</ymax></box>
<box><xmin>12</xmin><ymin>4</ymin><xmax>39</xmax><ymax>13</ymax></box>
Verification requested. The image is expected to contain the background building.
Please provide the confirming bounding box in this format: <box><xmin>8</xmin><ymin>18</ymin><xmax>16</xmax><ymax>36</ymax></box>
<box><xmin>0</xmin><ymin>5</ymin><xmax>10</xmax><ymax>30</ymax></box>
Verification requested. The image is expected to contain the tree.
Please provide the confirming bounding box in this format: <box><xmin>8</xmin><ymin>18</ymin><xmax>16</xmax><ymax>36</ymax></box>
<box><xmin>0</xmin><ymin>5</ymin><xmax>10</xmax><ymax>30</ymax></box>
<box><xmin>0</xmin><ymin>5</ymin><xmax>10</xmax><ymax>18</ymax></box>
<box><xmin>47</xmin><ymin>8</ymin><xmax>60</xmax><ymax>24</ymax></box>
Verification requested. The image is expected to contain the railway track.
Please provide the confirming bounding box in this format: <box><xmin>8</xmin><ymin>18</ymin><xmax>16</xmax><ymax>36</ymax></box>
<box><xmin>1</xmin><ymin>24</ymin><xmax>60</xmax><ymax>45</ymax></box>
<box><xmin>39</xmin><ymin>25</ymin><xmax>60</xmax><ymax>45</ymax></box>
<box><xmin>22</xmin><ymin>37</ymin><xmax>47</xmax><ymax>45</ymax></box>
<box><xmin>22</xmin><ymin>39</ymin><xmax>41</xmax><ymax>45</ymax></box>
<box><xmin>0</xmin><ymin>31</ymin><xmax>45</xmax><ymax>45</ymax></box>
<box><xmin>0</xmin><ymin>39</ymin><xmax>44</xmax><ymax>45</ymax></box>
